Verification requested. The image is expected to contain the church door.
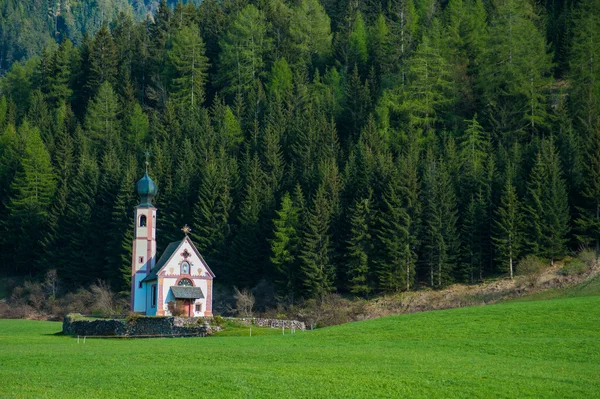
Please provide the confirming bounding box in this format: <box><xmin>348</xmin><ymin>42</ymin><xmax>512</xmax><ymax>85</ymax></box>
<box><xmin>177</xmin><ymin>299</ymin><xmax>192</xmax><ymax>316</ymax></box>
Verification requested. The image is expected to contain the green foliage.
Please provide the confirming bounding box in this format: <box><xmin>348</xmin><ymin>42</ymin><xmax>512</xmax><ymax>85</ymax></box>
<box><xmin>217</xmin><ymin>5</ymin><xmax>272</xmax><ymax>98</ymax></box>
<box><xmin>494</xmin><ymin>173</ymin><xmax>522</xmax><ymax>279</ymax></box>
<box><xmin>167</xmin><ymin>24</ymin><xmax>209</xmax><ymax>108</ymax></box>
<box><xmin>0</xmin><ymin>0</ymin><xmax>595</xmax><ymax>299</ymax></box>
<box><xmin>270</xmin><ymin>192</ymin><xmax>301</xmax><ymax>302</ymax></box>
<box><xmin>558</xmin><ymin>259</ymin><xmax>587</xmax><ymax>276</ymax></box>
<box><xmin>346</xmin><ymin>196</ymin><xmax>374</xmax><ymax>297</ymax></box>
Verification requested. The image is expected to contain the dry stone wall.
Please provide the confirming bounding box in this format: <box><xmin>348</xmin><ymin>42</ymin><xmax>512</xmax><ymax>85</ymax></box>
<box><xmin>228</xmin><ymin>317</ymin><xmax>306</xmax><ymax>330</ymax></box>
<box><xmin>62</xmin><ymin>314</ymin><xmax>210</xmax><ymax>337</ymax></box>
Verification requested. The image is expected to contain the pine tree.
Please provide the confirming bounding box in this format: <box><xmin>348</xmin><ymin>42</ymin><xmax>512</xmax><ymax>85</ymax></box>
<box><xmin>541</xmin><ymin>138</ymin><xmax>570</xmax><ymax>263</ymax></box>
<box><xmin>376</xmin><ymin>179</ymin><xmax>415</xmax><ymax>293</ymax></box>
<box><xmin>270</xmin><ymin>192</ymin><xmax>301</xmax><ymax>302</ymax></box>
<box><xmin>87</xmin><ymin>24</ymin><xmax>118</xmax><ymax>96</ymax></box>
<box><xmin>348</xmin><ymin>12</ymin><xmax>369</xmax><ymax>68</ymax></box>
<box><xmin>346</xmin><ymin>196</ymin><xmax>374</xmax><ymax>297</ymax></box>
<box><xmin>289</xmin><ymin>0</ymin><xmax>332</xmax><ymax>69</ymax></box>
<box><xmin>191</xmin><ymin>150</ymin><xmax>233</xmax><ymax>271</ymax></box>
<box><xmin>576</xmin><ymin>121</ymin><xmax>600</xmax><ymax>253</ymax></box>
<box><xmin>167</xmin><ymin>24</ymin><xmax>209</xmax><ymax>109</ymax></box>
<box><xmin>107</xmin><ymin>158</ymin><xmax>137</xmax><ymax>291</ymax></box>
<box><xmin>57</xmin><ymin>149</ymin><xmax>99</xmax><ymax>287</ymax></box>
<box><xmin>525</xmin><ymin>139</ymin><xmax>570</xmax><ymax>262</ymax></box>
<box><xmin>3</xmin><ymin>122</ymin><xmax>54</xmax><ymax>274</ymax></box>
<box><xmin>402</xmin><ymin>20</ymin><xmax>452</xmax><ymax>132</ymax></box>
<box><xmin>480</xmin><ymin>0</ymin><xmax>553</xmax><ymax>136</ymax></box>
<box><xmin>569</xmin><ymin>0</ymin><xmax>600</xmax><ymax>133</ymax></box>
<box><xmin>524</xmin><ymin>150</ymin><xmax>546</xmax><ymax>256</ymax></box>
<box><xmin>229</xmin><ymin>153</ymin><xmax>270</xmax><ymax>287</ymax></box>
<box><xmin>421</xmin><ymin>153</ymin><xmax>459</xmax><ymax>287</ymax></box>
<box><xmin>494</xmin><ymin>171</ymin><xmax>522</xmax><ymax>279</ymax></box>
<box><xmin>300</xmin><ymin>183</ymin><xmax>335</xmax><ymax>299</ymax></box>
<box><xmin>84</xmin><ymin>81</ymin><xmax>120</xmax><ymax>153</ymax></box>
<box><xmin>217</xmin><ymin>5</ymin><xmax>272</xmax><ymax>98</ymax></box>
<box><xmin>48</xmin><ymin>39</ymin><xmax>74</xmax><ymax>106</ymax></box>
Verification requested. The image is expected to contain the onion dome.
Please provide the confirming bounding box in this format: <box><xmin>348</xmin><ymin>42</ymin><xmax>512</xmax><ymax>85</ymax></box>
<box><xmin>136</xmin><ymin>172</ymin><xmax>158</xmax><ymax>206</ymax></box>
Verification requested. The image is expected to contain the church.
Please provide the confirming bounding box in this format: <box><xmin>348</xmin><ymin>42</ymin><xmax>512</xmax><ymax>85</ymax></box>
<box><xmin>130</xmin><ymin>168</ymin><xmax>214</xmax><ymax>317</ymax></box>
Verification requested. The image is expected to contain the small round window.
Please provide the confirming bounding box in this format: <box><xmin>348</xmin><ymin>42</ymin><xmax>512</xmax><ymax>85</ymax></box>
<box><xmin>178</xmin><ymin>278</ymin><xmax>193</xmax><ymax>286</ymax></box>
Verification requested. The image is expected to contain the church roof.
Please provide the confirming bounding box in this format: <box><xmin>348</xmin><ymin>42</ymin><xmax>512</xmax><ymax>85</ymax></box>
<box><xmin>142</xmin><ymin>236</ymin><xmax>215</xmax><ymax>282</ymax></box>
<box><xmin>142</xmin><ymin>239</ymin><xmax>183</xmax><ymax>282</ymax></box>
<box><xmin>171</xmin><ymin>286</ymin><xmax>204</xmax><ymax>299</ymax></box>
<box><xmin>136</xmin><ymin>172</ymin><xmax>158</xmax><ymax>207</ymax></box>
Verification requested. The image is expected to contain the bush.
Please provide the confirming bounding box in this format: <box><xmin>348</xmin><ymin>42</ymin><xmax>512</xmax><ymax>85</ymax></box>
<box><xmin>577</xmin><ymin>249</ymin><xmax>597</xmax><ymax>267</ymax></box>
<box><xmin>167</xmin><ymin>301</ymin><xmax>186</xmax><ymax>316</ymax></box>
<box><xmin>517</xmin><ymin>255</ymin><xmax>546</xmax><ymax>287</ymax></box>
<box><xmin>559</xmin><ymin>259</ymin><xmax>587</xmax><ymax>276</ymax></box>
<box><xmin>212</xmin><ymin>315</ymin><xmax>225</xmax><ymax>327</ymax></box>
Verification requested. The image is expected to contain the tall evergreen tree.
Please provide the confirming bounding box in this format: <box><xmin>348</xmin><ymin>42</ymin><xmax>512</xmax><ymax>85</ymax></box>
<box><xmin>494</xmin><ymin>171</ymin><xmax>522</xmax><ymax>279</ymax></box>
<box><xmin>5</xmin><ymin>121</ymin><xmax>56</xmax><ymax>275</ymax></box>
<box><xmin>346</xmin><ymin>195</ymin><xmax>374</xmax><ymax>297</ymax></box>
<box><xmin>300</xmin><ymin>183</ymin><xmax>335</xmax><ymax>299</ymax></box>
<box><xmin>270</xmin><ymin>192</ymin><xmax>302</xmax><ymax>302</ymax></box>
<box><xmin>167</xmin><ymin>24</ymin><xmax>209</xmax><ymax>109</ymax></box>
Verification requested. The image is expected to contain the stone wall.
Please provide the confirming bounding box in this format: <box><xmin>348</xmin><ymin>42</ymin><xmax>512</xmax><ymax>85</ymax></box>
<box><xmin>228</xmin><ymin>317</ymin><xmax>306</xmax><ymax>330</ymax></box>
<box><xmin>62</xmin><ymin>314</ymin><xmax>210</xmax><ymax>337</ymax></box>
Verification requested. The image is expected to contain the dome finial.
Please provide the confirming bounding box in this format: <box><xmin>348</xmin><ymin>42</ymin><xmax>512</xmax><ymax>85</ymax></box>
<box><xmin>144</xmin><ymin>150</ymin><xmax>150</xmax><ymax>173</ymax></box>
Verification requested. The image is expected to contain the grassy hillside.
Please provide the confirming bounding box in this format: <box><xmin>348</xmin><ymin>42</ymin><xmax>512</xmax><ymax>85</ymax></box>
<box><xmin>509</xmin><ymin>275</ymin><xmax>600</xmax><ymax>302</ymax></box>
<box><xmin>1</xmin><ymin>296</ymin><xmax>599</xmax><ymax>398</ymax></box>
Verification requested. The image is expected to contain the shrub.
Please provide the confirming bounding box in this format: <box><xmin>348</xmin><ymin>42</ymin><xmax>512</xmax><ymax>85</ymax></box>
<box><xmin>577</xmin><ymin>249</ymin><xmax>597</xmax><ymax>267</ymax></box>
<box><xmin>212</xmin><ymin>315</ymin><xmax>225</xmax><ymax>327</ymax></box>
<box><xmin>559</xmin><ymin>259</ymin><xmax>587</xmax><ymax>276</ymax></box>
<box><xmin>517</xmin><ymin>255</ymin><xmax>546</xmax><ymax>287</ymax></box>
<box><xmin>167</xmin><ymin>301</ymin><xmax>186</xmax><ymax>316</ymax></box>
<box><xmin>126</xmin><ymin>312</ymin><xmax>141</xmax><ymax>323</ymax></box>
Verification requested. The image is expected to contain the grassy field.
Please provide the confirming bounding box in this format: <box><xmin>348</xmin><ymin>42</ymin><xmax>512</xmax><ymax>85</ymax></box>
<box><xmin>1</xmin><ymin>294</ymin><xmax>599</xmax><ymax>398</ymax></box>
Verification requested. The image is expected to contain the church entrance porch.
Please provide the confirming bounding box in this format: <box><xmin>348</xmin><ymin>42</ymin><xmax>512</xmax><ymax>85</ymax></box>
<box><xmin>170</xmin><ymin>286</ymin><xmax>204</xmax><ymax>317</ymax></box>
<box><xmin>176</xmin><ymin>299</ymin><xmax>192</xmax><ymax>317</ymax></box>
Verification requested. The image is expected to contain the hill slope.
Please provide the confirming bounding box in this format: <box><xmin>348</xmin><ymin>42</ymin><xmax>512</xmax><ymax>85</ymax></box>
<box><xmin>1</xmin><ymin>296</ymin><xmax>599</xmax><ymax>398</ymax></box>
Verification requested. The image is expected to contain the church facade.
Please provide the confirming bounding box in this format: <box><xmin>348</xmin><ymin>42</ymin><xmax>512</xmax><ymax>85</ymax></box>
<box><xmin>130</xmin><ymin>170</ymin><xmax>214</xmax><ymax>317</ymax></box>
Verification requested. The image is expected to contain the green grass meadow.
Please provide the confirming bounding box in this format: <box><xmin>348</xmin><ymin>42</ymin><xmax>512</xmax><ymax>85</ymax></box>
<box><xmin>1</xmin><ymin>285</ymin><xmax>599</xmax><ymax>398</ymax></box>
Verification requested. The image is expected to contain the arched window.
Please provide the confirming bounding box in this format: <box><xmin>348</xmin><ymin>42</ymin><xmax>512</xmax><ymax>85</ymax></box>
<box><xmin>139</xmin><ymin>215</ymin><xmax>147</xmax><ymax>227</ymax></box>
<box><xmin>178</xmin><ymin>278</ymin><xmax>193</xmax><ymax>286</ymax></box>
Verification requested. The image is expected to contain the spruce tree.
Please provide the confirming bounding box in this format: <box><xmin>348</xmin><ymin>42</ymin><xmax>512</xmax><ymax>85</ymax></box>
<box><xmin>87</xmin><ymin>24</ymin><xmax>118</xmax><ymax>96</ymax></box>
<box><xmin>167</xmin><ymin>24</ymin><xmax>209</xmax><ymax>109</ymax></box>
<box><xmin>421</xmin><ymin>153</ymin><xmax>459</xmax><ymax>287</ymax></box>
<box><xmin>270</xmin><ymin>192</ymin><xmax>301</xmax><ymax>302</ymax></box>
<box><xmin>191</xmin><ymin>150</ymin><xmax>233</xmax><ymax>271</ymax></box>
<box><xmin>346</xmin><ymin>196</ymin><xmax>374</xmax><ymax>297</ymax></box>
<box><xmin>300</xmin><ymin>183</ymin><xmax>335</xmax><ymax>299</ymax></box>
<box><xmin>5</xmin><ymin>122</ymin><xmax>56</xmax><ymax>275</ymax></box>
<box><xmin>494</xmin><ymin>171</ymin><xmax>522</xmax><ymax>279</ymax></box>
<box><xmin>576</xmin><ymin>121</ymin><xmax>600</xmax><ymax>253</ymax></box>
<box><xmin>217</xmin><ymin>5</ymin><xmax>272</xmax><ymax>98</ymax></box>
<box><xmin>84</xmin><ymin>81</ymin><xmax>120</xmax><ymax>153</ymax></box>
<box><xmin>377</xmin><ymin>180</ymin><xmax>414</xmax><ymax>293</ymax></box>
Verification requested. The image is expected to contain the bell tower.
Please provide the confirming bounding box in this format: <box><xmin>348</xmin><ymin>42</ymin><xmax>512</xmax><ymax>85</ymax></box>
<box><xmin>131</xmin><ymin>161</ymin><xmax>158</xmax><ymax>313</ymax></box>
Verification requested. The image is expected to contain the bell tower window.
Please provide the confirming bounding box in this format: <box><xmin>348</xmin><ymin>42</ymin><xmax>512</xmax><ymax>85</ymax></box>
<box><xmin>140</xmin><ymin>215</ymin><xmax>147</xmax><ymax>227</ymax></box>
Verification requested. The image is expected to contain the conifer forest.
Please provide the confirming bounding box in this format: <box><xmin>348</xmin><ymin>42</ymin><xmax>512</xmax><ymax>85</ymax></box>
<box><xmin>0</xmin><ymin>0</ymin><xmax>599</xmax><ymax>303</ymax></box>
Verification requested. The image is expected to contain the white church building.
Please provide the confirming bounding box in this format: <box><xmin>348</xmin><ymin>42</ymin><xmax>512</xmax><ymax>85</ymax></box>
<box><xmin>130</xmin><ymin>169</ymin><xmax>214</xmax><ymax>317</ymax></box>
